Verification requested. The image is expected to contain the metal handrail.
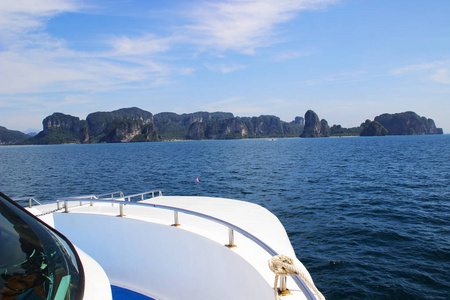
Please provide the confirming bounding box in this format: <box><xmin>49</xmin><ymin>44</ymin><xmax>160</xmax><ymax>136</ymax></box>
<box><xmin>19</xmin><ymin>191</ymin><xmax>161</xmax><ymax>208</ymax></box>
<box><xmin>123</xmin><ymin>190</ymin><xmax>162</xmax><ymax>201</ymax></box>
<box><xmin>56</xmin><ymin>198</ymin><xmax>318</xmax><ymax>300</ymax></box>
<box><xmin>13</xmin><ymin>197</ymin><xmax>43</xmax><ymax>208</ymax></box>
<box><xmin>96</xmin><ymin>191</ymin><xmax>124</xmax><ymax>198</ymax></box>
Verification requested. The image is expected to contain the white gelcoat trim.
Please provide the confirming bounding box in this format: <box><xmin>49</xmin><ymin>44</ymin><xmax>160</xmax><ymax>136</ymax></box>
<box><xmin>75</xmin><ymin>247</ymin><xmax>112</xmax><ymax>300</ymax></box>
<box><xmin>54</xmin><ymin>213</ymin><xmax>274</xmax><ymax>300</ymax></box>
<box><xmin>31</xmin><ymin>196</ymin><xmax>316</xmax><ymax>299</ymax></box>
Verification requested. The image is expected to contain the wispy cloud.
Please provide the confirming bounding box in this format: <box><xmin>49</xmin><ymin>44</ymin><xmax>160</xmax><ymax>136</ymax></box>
<box><xmin>306</xmin><ymin>71</ymin><xmax>369</xmax><ymax>85</ymax></box>
<box><xmin>0</xmin><ymin>0</ymin><xmax>183</xmax><ymax>95</ymax></box>
<box><xmin>273</xmin><ymin>50</ymin><xmax>312</xmax><ymax>61</ymax></box>
<box><xmin>205</xmin><ymin>63</ymin><xmax>246</xmax><ymax>73</ymax></box>
<box><xmin>0</xmin><ymin>0</ymin><xmax>338</xmax><ymax>98</ymax></box>
<box><xmin>184</xmin><ymin>0</ymin><xmax>336</xmax><ymax>54</ymax></box>
<box><xmin>390</xmin><ymin>60</ymin><xmax>449</xmax><ymax>75</ymax></box>
<box><xmin>0</xmin><ymin>0</ymin><xmax>79</xmax><ymax>42</ymax></box>
<box><xmin>431</xmin><ymin>68</ymin><xmax>450</xmax><ymax>84</ymax></box>
<box><xmin>108</xmin><ymin>34</ymin><xmax>174</xmax><ymax>56</ymax></box>
<box><xmin>391</xmin><ymin>60</ymin><xmax>450</xmax><ymax>85</ymax></box>
<box><xmin>0</xmin><ymin>47</ymin><xmax>175</xmax><ymax>94</ymax></box>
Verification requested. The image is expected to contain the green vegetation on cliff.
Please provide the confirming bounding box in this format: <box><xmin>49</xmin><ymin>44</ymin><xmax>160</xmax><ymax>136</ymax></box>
<box><xmin>185</xmin><ymin>115</ymin><xmax>304</xmax><ymax>140</ymax></box>
<box><xmin>87</xmin><ymin>107</ymin><xmax>153</xmax><ymax>138</ymax></box>
<box><xmin>374</xmin><ymin>111</ymin><xmax>442</xmax><ymax>135</ymax></box>
<box><xmin>300</xmin><ymin>110</ymin><xmax>330</xmax><ymax>138</ymax></box>
<box><xmin>154</xmin><ymin>112</ymin><xmax>234</xmax><ymax>140</ymax></box>
<box><xmin>330</xmin><ymin>112</ymin><xmax>443</xmax><ymax>137</ymax></box>
<box><xmin>130</xmin><ymin>124</ymin><xmax>160</xmax><ymax>142</ymax></box>
<box><xmin>20</xmin><ymin>127</ymin><xmax>81</xmax><ymax>145</ymax></box>
<box><xmin>360</xmin><ymin>120</ymin><xmax>388</xmax><ymax>136</ymax></box>
<box><xmin>0</xmin><ymin>126</ymin><xmax>30</xmax><ymax>144</ymax></box>
<box><xmin>329</xmin><ymin>125</ymin><xmax>363</xmax><ymax>136</ymax></box>
<box><xmin>4</xmin><ymin>108</ymin><xmax>443</xmax><ymax>145</ymax></box>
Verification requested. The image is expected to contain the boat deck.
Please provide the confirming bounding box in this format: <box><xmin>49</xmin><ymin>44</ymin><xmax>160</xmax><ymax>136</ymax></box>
<box><xmin>26</xmin><ymin>194</ymin><xmax>320</xmax><ymax>300</ymax></box>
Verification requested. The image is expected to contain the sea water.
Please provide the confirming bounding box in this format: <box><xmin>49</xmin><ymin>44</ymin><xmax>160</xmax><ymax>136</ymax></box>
<box><xmin>1</xmin><ymin>135</ymin><xmax>449</xmax><ymax>299</ymax></box>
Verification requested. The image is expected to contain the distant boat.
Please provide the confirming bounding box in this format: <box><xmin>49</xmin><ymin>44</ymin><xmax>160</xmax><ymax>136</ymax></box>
<box><xmin>2</xmin><ymin>190</ymin><xmax>324</xmax><ymax>300</ymax></box>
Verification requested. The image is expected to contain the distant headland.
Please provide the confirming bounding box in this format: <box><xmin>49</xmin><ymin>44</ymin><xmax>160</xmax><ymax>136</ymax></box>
<box><xmin>0</xmin><ymin>108</ymin><xmax>443</xmax><ymax>145</ymax></box>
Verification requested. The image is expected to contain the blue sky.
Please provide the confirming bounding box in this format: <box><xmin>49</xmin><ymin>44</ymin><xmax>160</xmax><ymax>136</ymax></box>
<box><xmin>1</xmin><ymin>0</ymin><xmax>449</xmax><ymax>133</ymax></box>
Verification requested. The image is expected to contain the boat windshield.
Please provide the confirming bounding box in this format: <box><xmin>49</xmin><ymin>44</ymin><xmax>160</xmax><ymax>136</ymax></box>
<box><xmin>0</xmin><ymin>192</ymin><xmax>83</xmax><ymax>300</ymax></box>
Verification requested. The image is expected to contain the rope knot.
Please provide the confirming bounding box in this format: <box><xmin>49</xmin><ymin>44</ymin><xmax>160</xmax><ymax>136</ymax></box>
<box><xmin>268</xmin><ymin>254</ymin><xmax>326</xmax><ymax>300</ymax></box>
<box><xmin>268</xmin><ymin>254</ymin><xmax>299</xmax><ymax>276</ymax></box>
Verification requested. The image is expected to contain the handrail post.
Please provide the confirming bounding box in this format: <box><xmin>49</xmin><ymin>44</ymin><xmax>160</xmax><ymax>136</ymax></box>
<box><xmin>226</xmin><ymin>228</ymin><xmax>236</xmax><ymax>248</ymax></box>
<box><xmin>118</xmin><ymin>203</ymin><xmax>125</xmax><ymax>217</ymax></box>
<box><xmin>29</xmin><ymin>198</ymin><xmax>32</xmax><ymax>208</ymax></box>
<box><xmin>64</xmin><ymin>201</ymin><xmax>69</xmax><ymax>213</ymax></box>
<box><xmin>57</xmin><ymin>200</ymin><xmax>61</xmax><ymax>210</ymax></box>
<box><xmin>280</xmin><ymin>276</ymin><xmax>287</xmax><ymax>294</ymax></box>
<box><xmin>172</xmin><ymin>211</ymin><xmax>180</xmax><ymax>226</ymax></box>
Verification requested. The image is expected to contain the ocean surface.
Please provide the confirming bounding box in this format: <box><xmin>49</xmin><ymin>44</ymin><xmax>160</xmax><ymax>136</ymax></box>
<box><xmin>1</xmin><ymin>135</ymin><xmax>449</xmax><ymax>299</ymax></box>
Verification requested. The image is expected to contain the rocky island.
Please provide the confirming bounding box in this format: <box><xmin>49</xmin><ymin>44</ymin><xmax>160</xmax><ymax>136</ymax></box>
<box><xmin>0</xmin><ymin>108</ymin><xmax>443</xmax><ymax>145</ymax></box>
<box><xmin>11</xmin><ymin>108</ymin><xmax>305</xmax><ymax>144</ymax></box>
<box><xmin>361</xmin><ymin>112</ymin><xmax>443</xmax><ymax>136</ymax></box>
<box><xmin>300</xmin><ymin>110</ymin><xmax>330</xmax><ymax>138</ymax></box>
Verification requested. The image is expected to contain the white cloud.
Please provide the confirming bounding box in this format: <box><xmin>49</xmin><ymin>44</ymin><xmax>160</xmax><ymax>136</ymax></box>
<box><xmin>0</xmin><ymin>0</ymin><xmax>79</xmax><ymax>41</ymax></box>
<box><xmin>205</xmin><ymin>63</ymin><xmax>246</xmax><ymax>73</ymax></box>
<box><xmin>184</xmin><ymin>0</ymin><xmax>337</xmax><ymax>54</ymax></box>
<box><xmin>273</xmin><ymin>50</ymin><xmax>312</xmax><ymax>61</ymax></box>
<box><xmin>0</xmin><ymin>0</ymin><xmax>182</xmax><ymax>95</ymax></box>
<box><xmin>391</xmin><ymin>60</ymin><xmax>450</xmax><ymax>85</ymax></box>
<box><xmin>431</xmin><ymin>68</ymin><xmax>450</xmax><ymax>84</ymax></box>
<box><xmin>109</xmin><ymin>34</ymin><xmax>173</xmax><ymax>56</ymax></box>
<box><xmin>306</xmin><ymin>71</ymin><xmax>369</xmax><ymax>85</ymax></box>
<box><xmin>0</xmin><ymin>46</ymin><xmax>177</xmax><ymax>94</ymax></box>
<box><xmin>390</xmin><ymin>61</ymin><xmax>448</xmax><ymax>75</ymax></box>
<box><xmin>0</xmin><ymin>0</ymin><xmax>338</xmax><ymax>102</ymax></box>
<box><xmin>0</xmin><ymin>50</ymin><xmax>89</xmax><ymax>93</ymax></box>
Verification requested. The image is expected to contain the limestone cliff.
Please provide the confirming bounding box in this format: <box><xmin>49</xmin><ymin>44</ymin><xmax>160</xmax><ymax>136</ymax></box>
<box><xmin>293</xmin><ymin>117</ymin><xmax>305</xmax><ymax>126</ymax></box>
<box><xmin>359</xmin><ymin>112</ymin><xmax>444</xmax><ymax>136</ymax></box>
<box><xmin>153</xmin><ymin>112</ymin><xmax>234</xmax><ymax>140</ymax></box>
<box><xmin>43</xmin><ymin>112</ymin><xmax>82</xmax><ymax>133</ymax></box>
<box><xmin>246</xmin><ymin>115</ymin><xmax>284</xmax><ymax>136</ymax></box>
<box><xmin>374</xmin><ymin>112</ymin><xmax>443</xmax><ymax>135</ymax></box>
<box><xmin>22</xmin><ymin>113</ymin><xmax>88</xmax><ymax>144</ymax></box>
<box><xmin>187</xmin><ymin>118</ymin><xmax>248</xmax><ymax>140</ymax></box>
<box><xmin>87</xmin><ymin>107</ymin><xmax>153</xmax><ymax>137</ymax></box>
<box><xmin>185</xmin><ymin>115</ymin><xmax>301</xmax><ymax>140</ymax></box>
<box><xmin>360</xmin><ymin>120</ymin><xmax>388</xmax><ymax>136</ymax></box>
<box><xmin>103</xmin><ymin>119</ymin><xmax>159</xmax><ymax>143</ymax></box>
<box><xmin>28</xmin><ymin>108</ymin><xmax>157</xmax><ymax>144</ymax></box>
<box><xmin>300</xmin><ymin>110</ymin><xmax>330</xmax><ymax>138</ymax></box>
<box><xmin>14</xmin><ymin>107</ymin><xmax>443</xmax><ymax>145</ymax></box>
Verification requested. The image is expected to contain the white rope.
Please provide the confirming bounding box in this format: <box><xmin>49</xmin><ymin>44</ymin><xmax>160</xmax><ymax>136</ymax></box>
<box><xmin>268</xmin><ymin>255</ymin><xmax>325</xmax><ymax>300</ymax></box>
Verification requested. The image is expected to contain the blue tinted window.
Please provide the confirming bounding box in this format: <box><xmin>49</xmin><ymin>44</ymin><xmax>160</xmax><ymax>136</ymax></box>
<box><xmin>0</xmin><ymin>193</ymin><xmax>83</xmax><ymax>299</ymax></box>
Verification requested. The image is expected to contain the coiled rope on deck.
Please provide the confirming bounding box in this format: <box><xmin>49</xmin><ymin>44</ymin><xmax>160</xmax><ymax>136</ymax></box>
<box><xmin>268</xmin><ymin>255</ymin><xmax>325</xmax><ymax>300</ymax></box>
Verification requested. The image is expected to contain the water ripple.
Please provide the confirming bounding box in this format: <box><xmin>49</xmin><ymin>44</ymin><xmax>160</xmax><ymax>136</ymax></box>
<box><xmin>1</xmin><ymin>135</ymin><xmax>449</xmax><ymax>299</ymax></box>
